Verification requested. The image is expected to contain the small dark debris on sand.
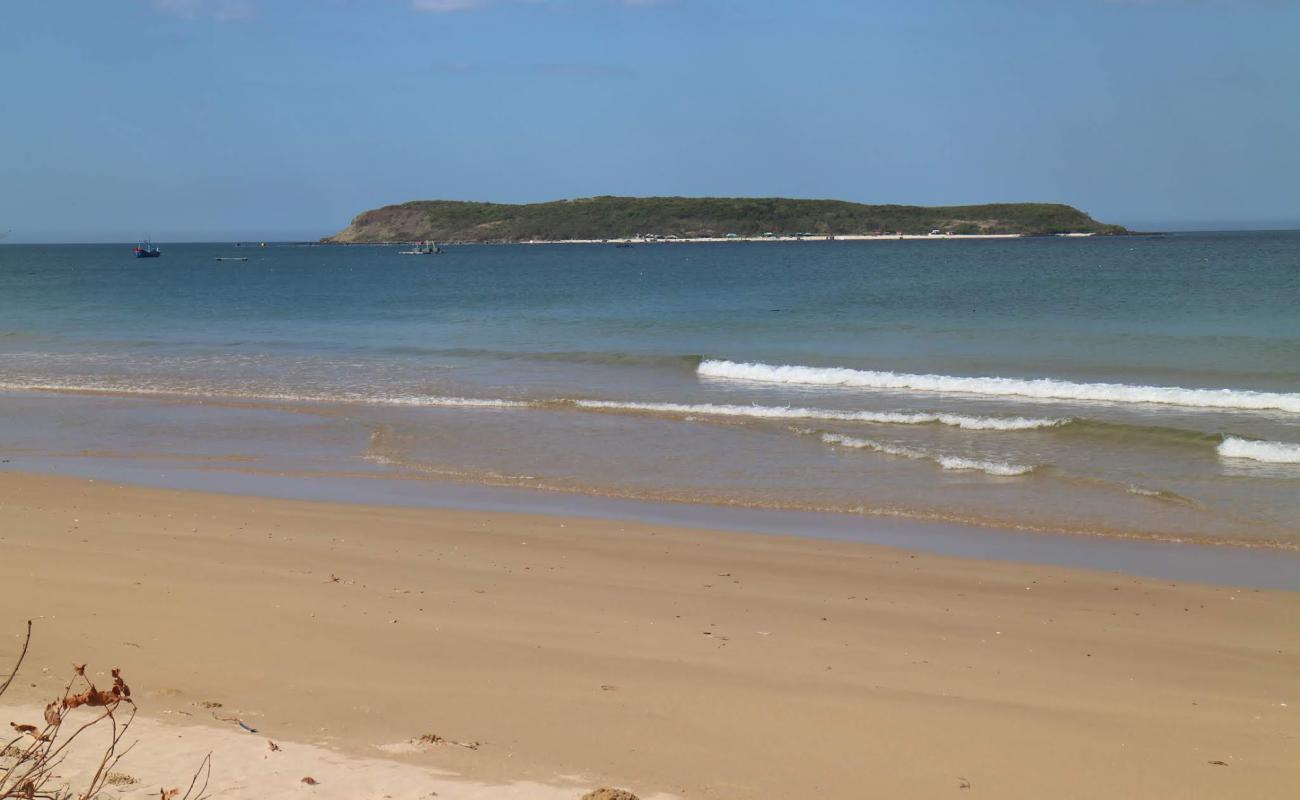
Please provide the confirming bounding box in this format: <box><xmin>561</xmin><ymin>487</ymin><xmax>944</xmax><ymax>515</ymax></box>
<box><xmin>417</xmin><ymin>732</ymin><xmax>481</xmax><ymax>750</ymax></box>
<box><xmin>581</xmin><ymin>790</ymin><xmax>640</xmax><ymax>800</ymax></box>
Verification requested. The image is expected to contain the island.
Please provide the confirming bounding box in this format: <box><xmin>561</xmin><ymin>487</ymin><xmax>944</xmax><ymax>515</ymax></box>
<box><xmin>324</xmin><ymin>196</ymin><xmax>1127</xmax><ymax>244</ymax></box>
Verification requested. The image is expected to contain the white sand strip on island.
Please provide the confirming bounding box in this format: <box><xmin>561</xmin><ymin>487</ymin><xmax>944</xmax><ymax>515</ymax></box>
<box><xmin>515</xmin><ymin>233</ymin><xmax>1031</xmax><ymax>244</ymax></box>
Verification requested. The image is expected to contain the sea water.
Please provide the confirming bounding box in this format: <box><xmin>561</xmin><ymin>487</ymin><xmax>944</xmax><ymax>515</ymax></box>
<box><xmin>1</xmin><ymin>233</ymin><xmax>1297</xmax><ymax>548</ymax></box>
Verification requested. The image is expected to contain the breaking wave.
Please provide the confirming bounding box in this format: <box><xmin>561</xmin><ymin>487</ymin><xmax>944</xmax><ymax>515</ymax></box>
<box><xmin>1217</xmin><ymin>437</ymin><xmax>1300</xmax><ymax>464</ymax></box>
<box><xmin>569</xmin><ymin>399</ymin><xmax>1064</xmax><ymax>431</ymax></box>
<box><xmin>698</xmin><ymin>359</ymin><xmax>1300</xmax><ymax>413</ymax></box>
<box><xmin>819</xmin><ymin>432</ymin><xmax>1037</xmax><ymax>476</ymax></box>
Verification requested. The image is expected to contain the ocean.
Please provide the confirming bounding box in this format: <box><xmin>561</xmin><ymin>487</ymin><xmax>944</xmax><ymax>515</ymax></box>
<box><xmin>1</xmin><ymin>233</ymin><xmax>1297</xmax><ymax>549</ymax></box>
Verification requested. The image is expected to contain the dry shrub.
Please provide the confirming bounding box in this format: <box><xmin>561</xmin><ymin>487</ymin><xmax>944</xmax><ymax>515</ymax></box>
<box><xmin>1</xmin><ymin>621</ymin><xmax>210</xmax><ymax>800</ymax></box>
<box><xmin>581</xmin><ymin>790</ymin><xmax>641</xmax><ymax>800</ymax></box>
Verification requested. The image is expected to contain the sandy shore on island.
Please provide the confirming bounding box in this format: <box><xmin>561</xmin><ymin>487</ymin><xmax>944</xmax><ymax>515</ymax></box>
<box><xmin>1</xmin><ymin>471</ymin><xmax>1297</xmax><ymax>799</ymax></box>
<box><xmin>516</xmin><ymin>233</ymin><xmax>1032</xmax><ymax>244</ymax></box>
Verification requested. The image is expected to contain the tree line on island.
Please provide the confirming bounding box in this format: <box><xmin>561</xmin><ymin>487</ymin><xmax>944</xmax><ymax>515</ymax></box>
<box><xmin>324</xmin><ymin>196</ymin><xmax>1128</xmax><ymax>243</ymax></box>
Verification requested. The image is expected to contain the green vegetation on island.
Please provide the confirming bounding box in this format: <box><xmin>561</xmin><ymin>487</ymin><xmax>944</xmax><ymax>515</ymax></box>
<box><xmin>324</xmin><ymin>196</ymin><xmax>1127</xmax><ymax>243</ymax></box>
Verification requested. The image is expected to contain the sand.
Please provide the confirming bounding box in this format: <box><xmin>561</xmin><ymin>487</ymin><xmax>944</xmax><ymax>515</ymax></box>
<box><xmin>1</xmin><ymin>471</ymin><xmax>1297</xmax><ymax>798</ymax></box>
<box><xmin>516</xmin><ymin>233</ymin><xmax>1029</xmax><ymax>244</ymax></box>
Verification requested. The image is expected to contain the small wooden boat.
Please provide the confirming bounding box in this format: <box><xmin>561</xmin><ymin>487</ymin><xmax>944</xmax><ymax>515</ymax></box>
<box><xmin>215</xmin><ymin>257</ymin><xmax>249</xmax><ymax>262</ymax></box>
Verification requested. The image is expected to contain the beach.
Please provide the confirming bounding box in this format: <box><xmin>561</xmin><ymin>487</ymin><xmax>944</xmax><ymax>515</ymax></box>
<box><xmin>7</xmin><ymin>0</ymin><xmax>1298</xmax><ymax>795</ymax></box>
<box><xmin>329</xmin><ymin>233</ymin><xmax>1036</xmax><ymax>246</ymax></box>
<box><xmin>3</xmin><ymin>471</ymin><xmax>1297</xmax><ymax>798</ymax></box>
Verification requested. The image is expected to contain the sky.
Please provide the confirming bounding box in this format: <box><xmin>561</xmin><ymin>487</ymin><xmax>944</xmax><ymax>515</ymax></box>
<box><xmin>1</xmin><ymin>0</ymin><xmax>1298</xmax><ymax>242</ymax></box>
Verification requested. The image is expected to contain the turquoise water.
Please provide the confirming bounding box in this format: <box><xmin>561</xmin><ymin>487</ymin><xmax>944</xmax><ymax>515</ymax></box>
<box><xmin>1</xmin><ymin>233</ymin><xmax>1298</xmax><ymax>546</ymax></box>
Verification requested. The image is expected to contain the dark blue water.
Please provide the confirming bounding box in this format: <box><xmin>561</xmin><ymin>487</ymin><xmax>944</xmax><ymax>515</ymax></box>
<box><xmin>3</xmin><ymin>235</ymin><xmax>1298</xmax><ymax>384</ymax></box>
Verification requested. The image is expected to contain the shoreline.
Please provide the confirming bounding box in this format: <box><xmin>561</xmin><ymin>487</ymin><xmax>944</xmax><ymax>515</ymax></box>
<box><xmin>321</xmin><ymin>232</ymin><xmax>1113</xmax><ymax>246</ymax></box>
<box><xmin>2</xmin><ymin>382</ymin><xmax>1300</xmax><ymax>569</ymax></box>
<box><xmin>2</xmin><ymin>471</ymin><xmax>1297</xmax><ymax>798</ymax></box>
<box><xmin>519</xmin><ymin>233</ymin><xmax>1034</xmax><ymax>244</ymax></box>
<box><xmin>9</xmin><ymin>456</ymin><xmax>1300</xmax><ymax>591</ymax></box>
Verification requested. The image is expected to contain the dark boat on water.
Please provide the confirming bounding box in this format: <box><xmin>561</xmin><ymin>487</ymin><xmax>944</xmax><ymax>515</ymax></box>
<box><xmin>134</xmin><ymin>241</ymin><xmax>161</xmax><ymax>258</ymax></box>
<box><xmin>399</xmin><ymin>241</ymin><xmax>442</xmax><ymax>255</ymax></box>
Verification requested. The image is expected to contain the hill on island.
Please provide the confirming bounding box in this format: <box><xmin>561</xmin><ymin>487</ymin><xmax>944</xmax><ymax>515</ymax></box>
<box><xmin>324</xmin><ymin>196</ymin><xmax>1126</xmax><ymax>243</ymax></box>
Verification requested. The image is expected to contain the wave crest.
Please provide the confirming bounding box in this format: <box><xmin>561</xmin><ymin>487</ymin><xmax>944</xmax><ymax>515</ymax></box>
<box><xmin>820</xmin><ymin>433</ymin><xmax>1037</xmax><ymax>476</ymax></box>
<box><xmin>698</xmin><ymin>359</ymin><xmax>1300</xmax><ymax>413</ymax></box>
<box><xmin>1217</xmin><ymin>437</ymin><xmax>1300</xmax><ymax>464</ymax></box>
<box><xmin>570</xmin><ymin>399</ymin><xmax>1063</xmax><ymax>431</ymax></box>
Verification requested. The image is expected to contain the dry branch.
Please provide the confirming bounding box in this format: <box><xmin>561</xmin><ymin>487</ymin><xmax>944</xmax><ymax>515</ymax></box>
<box><xmin>0</xmin><ymin>622</ymin><xmax>210</xmax><ymax>800</ymax></box>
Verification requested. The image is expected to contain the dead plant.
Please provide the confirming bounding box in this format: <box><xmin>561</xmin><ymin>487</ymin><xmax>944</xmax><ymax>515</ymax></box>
<box><xmin>1</xmin><ymin>621</ymin><xmax>210</xmax><ymax>800</ymax></box>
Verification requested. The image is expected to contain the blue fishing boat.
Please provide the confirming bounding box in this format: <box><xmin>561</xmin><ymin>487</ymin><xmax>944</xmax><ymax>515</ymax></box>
<box><xmin>134</xmin><ymin>241</ymin><xmax>161</xmax><ymax>258</ymax></box>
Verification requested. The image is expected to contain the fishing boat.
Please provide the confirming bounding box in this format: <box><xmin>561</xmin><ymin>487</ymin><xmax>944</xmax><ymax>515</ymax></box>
<box><xmin>399</xmin><ymin>241</ymin><xmax>442</xmax><ymax>255</ymax></box>
<box><xmin>133</xmin><ymin>241</ymin><xmax>161</xmax><ymax>258</ymax></box>
<box><xmin>215</xmin><ymin>257</ymin><xmax>249</xmax><ymax>262</ymax></box>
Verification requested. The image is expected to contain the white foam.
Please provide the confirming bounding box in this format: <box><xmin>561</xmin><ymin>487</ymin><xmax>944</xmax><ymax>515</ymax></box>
<box><xmin>0</xmin><ymin>379</ymin><xmax>527</xmax><ymax>409</ymax></box>
<box><xmin>1126</xmin><ymin>484</ymin><xmax>1165</xmax><ymax>498</ymax></box>
<box><xmin>820</xmin><ymin>433</ymin><xmax>1036</xmax><ymax>476</ymax></box>
<box><xmin>372</xmin><ymin>395</ymin><xmax>528</xmax><ymax>409</ymax></box>
<box><xmin>1217</xmin><ymin>437</ymin><xmax>1300</xmax><ymax>464</ymax></box>
<box><xmin>698</xmin><ymin>359</ymin><xmax>1300</xmax><ymax>413</ymax></box>
<box><xmin>571</xmin><ymin>399</ymin><xmax>1063</xmax><ymax>431</ymax></box>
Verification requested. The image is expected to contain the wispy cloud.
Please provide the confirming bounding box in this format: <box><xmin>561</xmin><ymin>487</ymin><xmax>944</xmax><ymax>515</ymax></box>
<box><xmin>150</xmin><ymin>0</ymin><xmax>255</xmax><ymax>21</ymax></box>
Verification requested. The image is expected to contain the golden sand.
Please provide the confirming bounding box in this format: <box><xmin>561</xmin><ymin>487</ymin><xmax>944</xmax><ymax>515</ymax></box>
<box><xmin>1</xmin><ymin>472</ymin><xmax>1297</xmax><ymax>798</ymax></box>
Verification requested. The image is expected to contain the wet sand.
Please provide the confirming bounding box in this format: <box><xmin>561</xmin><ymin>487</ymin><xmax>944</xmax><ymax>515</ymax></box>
<box><xmin>1</xmin><ymin>471</ymin><xmax>1297</xmax><ymax>798</ymax></box>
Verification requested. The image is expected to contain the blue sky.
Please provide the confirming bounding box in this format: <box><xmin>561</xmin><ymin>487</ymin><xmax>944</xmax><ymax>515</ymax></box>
<box><xmin>2</xmin><ymin>0</ymin><xmax>1298</xmax><ymax>241</ymax></box>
